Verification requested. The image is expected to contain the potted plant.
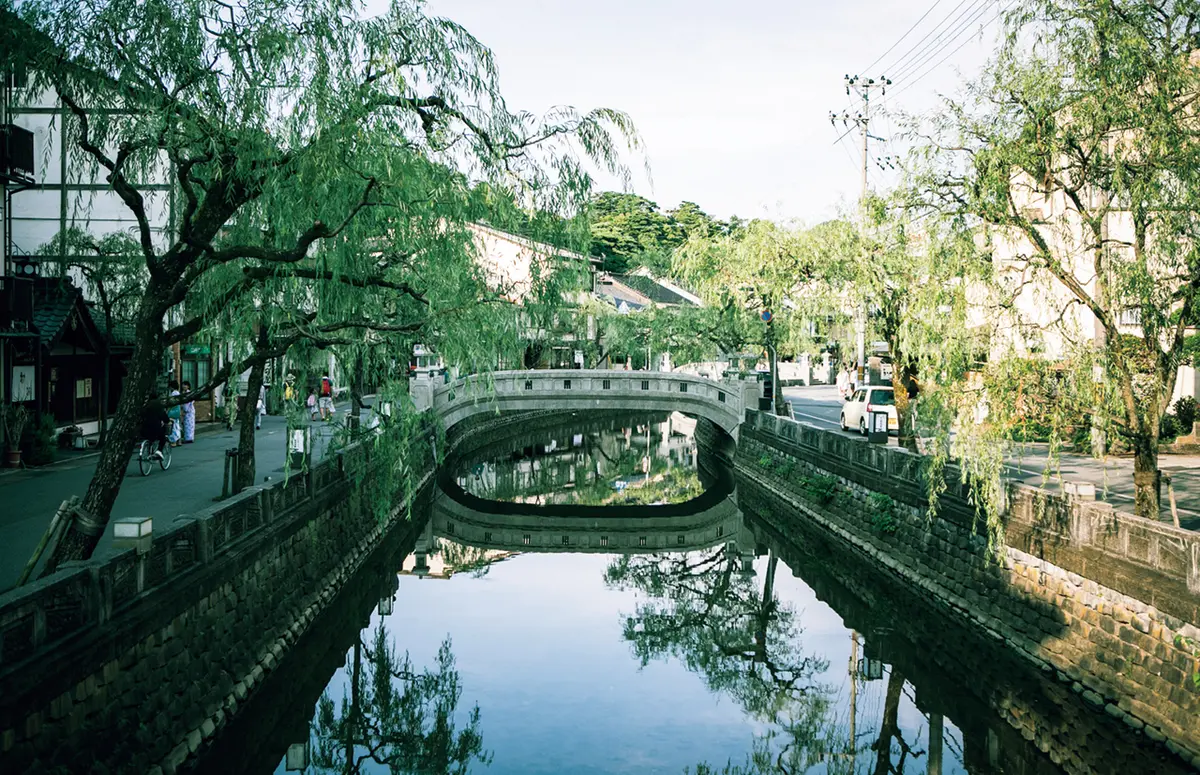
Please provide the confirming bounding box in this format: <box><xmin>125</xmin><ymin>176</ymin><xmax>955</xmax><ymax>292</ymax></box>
<box><xmin>28</xmin><ymin>413</ymin><xmax>57</xmax><ymax>466</ymax></box>
<box><xmin>2</xmin><ymin>404</ymin><xmax>30</xmax><ymax>467</ymax></box>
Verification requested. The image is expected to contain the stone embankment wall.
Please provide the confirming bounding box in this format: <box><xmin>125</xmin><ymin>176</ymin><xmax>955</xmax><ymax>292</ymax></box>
<box><xmin>738</xmin><ymin>411</ymin><xmax>1200</xmax><ymax>770</ymax></box>
<box><xmin>740</xmin><ymin>478</ymin><xmax>1196</xmax><ymax>775</ymax></box>
<box><xmin>0</xmin><ymin>431</ymin><xmax>434</xmax><ymax>774</ymax></box>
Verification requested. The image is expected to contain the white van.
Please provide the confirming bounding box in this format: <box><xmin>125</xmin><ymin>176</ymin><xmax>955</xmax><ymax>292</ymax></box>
<box><xmin>840</xmin><ymin>385</ymin><xmax>899</xmax><ymax>435</ymax></box>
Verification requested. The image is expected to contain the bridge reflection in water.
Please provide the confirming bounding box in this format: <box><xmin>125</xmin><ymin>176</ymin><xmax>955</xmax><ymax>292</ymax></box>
<box><xmin>193</xmin><ymin>410</ymin><xmax>1189</xmax><ymax>775</ymax></box>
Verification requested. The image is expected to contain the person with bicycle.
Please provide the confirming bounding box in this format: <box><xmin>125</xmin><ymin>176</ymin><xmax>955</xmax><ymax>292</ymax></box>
<box><xmin>141</xmin><ymin>391</ymin><xmax>170</xmax><ymax>460</ymax></box>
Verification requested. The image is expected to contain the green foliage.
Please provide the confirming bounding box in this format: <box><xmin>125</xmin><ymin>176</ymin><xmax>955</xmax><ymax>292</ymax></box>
<box><xmin>867</xmin><ymin>492</ymin><xmax>899</xmax><ymax>535</ymax></box>
<box><xmin>1174</xmin><ymin>397</ymin><xmax>1197</xmax><ymax>433</ymax></box>
<box><xmin>920</xmin><ymin>0</ymin><xmax>1200</xmax><ymax>519</ymax></box>
<box><xmin>605</xmin><ymin>549</ymin><xmax>832</xmax><ymax>724</ymax></box>
<box><xmin>800</xmin><ymin>474</ymin><xmax>839</xmax><ymax>507</ymax></box>
<box><xmin>587</xmin><ymin>192</ymin><xmax>734</xmax><ymax>273</ymax></box>
<box><xmin>10</xmin><ymin>0</ymin><xmax>643</xmax><ymax>538</ymax></box>
<box><xmin>1160</xmin><ymin>413</ymin><xmax>1181</xmax><ymax>443</ymax></box>
<box><xmin>311</xmin><ymin>626</ymin><xmax>491</xmax><ymax>774</ymax></box>
<box><xmin>757</xmin><ymin>455</ymin><xmax>773</xmax><ymax>469</ymax></box>
<box><xmin>27</xmin><ymin>414</ymin><xmax>57</xmax><ymax>466</ymax></box>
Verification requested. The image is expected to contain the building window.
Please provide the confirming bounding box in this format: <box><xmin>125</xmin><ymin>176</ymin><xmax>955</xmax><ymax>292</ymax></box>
<box><xmin>562</xmin><ymin>535</ymin><xmax>570</xmax><ymax>545</ymax></box>
<box><xmin>602</xmin><ymin>379</ymin><xmax>611</xmax><ymax>390</ymax></box>
<box><xmin>717</xmin><ymin>526</ymin><xmax>724</xmax><ymax>538</ymax></box>
<box><xmin>679</xmin><ymin>383</ymin><xmax>687</xmax><ymax>393</ymax></box>
<box><xmin>484</xmin><ymin>531</ymin><xmax>492</xmax><ymax>542</ymax></box>
<box><xmin>639</xmin><ymin>536</ymin><xmax>647</xmax><ymax>546</ymax></box>
<box><xmin>447</xmin><ymin>522</ymin><xmax>455</xmax><ymax>535</ymax></box>
<box><xmin>523</xmin><ymin>534</ymin><xmax>531</xmax><ymax>546</ymax></box>
<box><xmin>677</xmin><ymin>535</ymin><xmax>685</xmax><ymax>545</ymax></box>
<box><xmin>180</xmin><ymin>357</ymin><xmax>211</xmax><ymax>396</ymax></box>
<box><xmin>600</xmin><ymin>536</ymin><xmax>609</xmax><ymax>547</ymax></box>
<box><xmin>525</xmin><ymin>380</ymin><xmax>533</xmax><ymax>390</ymax></box>
<box><xmin>641</xmin><ymin>380</ymin><xmax>650</xmax><ymax>391</ymax></box>
<box><xmin>718</xmin><ymin>391</ymin><xmax>726</xmax><ymax>403</ymax></box>
<box><xmin>564</xmin><ymin>379</ymin><xmax>571</xmax><ymax>390</ymax></box>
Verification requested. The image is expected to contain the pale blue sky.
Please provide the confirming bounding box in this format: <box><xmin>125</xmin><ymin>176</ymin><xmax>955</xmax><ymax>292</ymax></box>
<box><xmin>418</xmin><ymin>0</ymin><xmax>1005</xmax><ymax>223</ymax></box>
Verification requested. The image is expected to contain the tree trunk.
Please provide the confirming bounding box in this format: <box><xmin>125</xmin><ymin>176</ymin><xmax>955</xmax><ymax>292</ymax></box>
<box><xmin>872</xmin><ymin>668</ymin><xmax>906</xmax><ymax>775</ymax></box>
<box><xmin>349</xmin><ymin>353</ymin><xmax>363</xmax><ymax>437</ymax></box>
<box><xmin>754</xmin><ymin>552</ymin><xmax>778</xmax><ymax>661</ymax></box>
<box><xmin>1132</xmin><ymin>437</ymin><xmax>1160</xmax><ymax>520</ymax></box>
<box><xmin>43</xmin><ymin>289</ymin><xmax>166</xmax><ymax>573</ymax></box>
<box><xmin>891</xmin><ymin>364</ymin><xmax>918</xmax><ymax>452</ymax></box>
<box><xmin>236</xmin><ymin>355</ymin><xmax>266</xmax><ymax>492</ymax></box>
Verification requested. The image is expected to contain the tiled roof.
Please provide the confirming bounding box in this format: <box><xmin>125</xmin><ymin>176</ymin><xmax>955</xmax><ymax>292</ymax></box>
<box><xmin>31</xmin><ymin>279</ymin><xmax>107</xmax><ymax>350</ymax></box>
<box><xmin>31</xmin><ymin>280</ymin><xmax>80</xmax><ymax>347</ymax></box>
<box><xmin>612</xmin><ymin>274</ymin><xmax>693</xmax><ymax>306</ymax></box>
<box><xmin>86</xmin><ymin>304</ymin><xmax>136</xmax><ymax>347</ymax></box>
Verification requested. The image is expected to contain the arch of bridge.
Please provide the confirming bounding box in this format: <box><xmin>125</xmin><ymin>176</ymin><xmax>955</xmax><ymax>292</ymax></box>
<box><xmin>416</xmin><ymin>370</ymin><xmax>752</xmax><ymax>439</ymax></box>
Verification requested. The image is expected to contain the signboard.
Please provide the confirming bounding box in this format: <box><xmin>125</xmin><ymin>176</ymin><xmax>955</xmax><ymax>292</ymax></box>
<box><xmin>761</xmin><ymin>309</ymin><xmax>773</xmax><ymax>323</ymax></box>
<box><xmin>75</xmin><ymin>378</ymin><xmax>93</xmax><ymax>399</ymax></box>
<box><xmin>182</xmin><ymin>344</ymin><xmax>211</xmax><ymax>357</ymax></box>
<box><xmin>881</xmin><ymin>363</ymin><xmax>894</xmax><ymax>380</ymax></box>
<box><xmin>10</xmin><ymin>366</ymin><xmax>34</xmax><ymax>402</ymax></box>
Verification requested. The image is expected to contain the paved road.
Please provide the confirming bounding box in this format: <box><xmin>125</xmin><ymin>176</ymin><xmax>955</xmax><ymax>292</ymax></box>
<box><xmin>784</xmin><ymin>384</ymin><xmax>1200</xmax><ymax>531</ymax></box>
<box><xmin>0</xmin><ymin>404</ymin><xmax>372</xmax><ymax>591</ymax></box>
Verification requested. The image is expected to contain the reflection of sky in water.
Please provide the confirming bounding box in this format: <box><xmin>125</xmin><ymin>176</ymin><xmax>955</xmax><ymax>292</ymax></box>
<box><xmin>286</xmin><ymin>553</ymin><xmax>966</xmax><ymax>775</ymax></box>
<box><xmin>458</xmin><ymin>414</ymin><xmax>705</xmax><ymax>507</ymax></box>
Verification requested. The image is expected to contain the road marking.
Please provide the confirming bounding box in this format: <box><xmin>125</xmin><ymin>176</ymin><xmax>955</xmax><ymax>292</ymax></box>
<box><xmin>788</xmin><ymin>408</ymin><xmax>842</xmax><ymax>428</ymax></box>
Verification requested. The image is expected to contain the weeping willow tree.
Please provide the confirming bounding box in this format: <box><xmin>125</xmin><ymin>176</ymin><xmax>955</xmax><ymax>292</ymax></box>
<box><xmin>674</xmin><ymin>221</ymin><xmax>817</xmax><ymax>412</ymax></box>
<box><xmin>606</xmin><ymin>548</ymin><xmax>832</xmax><ymax>723</ymax></box>
<box><xmin>7</xmin><ymin>0</ymin><xmax>639</xmax><ymax>569</ymax></box>
<box><xmin>920</xmin><ymin>0</ymin><xmax>1200</xmax><ymax>520</ymax></box>
<box><xmin>311</xmin><ymin>625</ymin><xmax>490</xmax><ymax>774</ymax></box>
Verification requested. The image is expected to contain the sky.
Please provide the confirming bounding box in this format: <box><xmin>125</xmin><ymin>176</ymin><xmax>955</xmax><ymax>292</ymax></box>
<box><xmin>411</xmin><ymin>0</ymin><xmax>1008</xmax><ymax>225</ymax></box>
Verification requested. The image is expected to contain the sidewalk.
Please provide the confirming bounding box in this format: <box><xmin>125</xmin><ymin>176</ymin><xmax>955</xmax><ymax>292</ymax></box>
<box><xmin>783</xmin><ymin>384</ymin><xmax>1200</xmax><ymax>531</ymax></box>
<box><xmin>0</xmin><ymin>403</ymin><xmax>369</xmax><ymax>591</ymax></box>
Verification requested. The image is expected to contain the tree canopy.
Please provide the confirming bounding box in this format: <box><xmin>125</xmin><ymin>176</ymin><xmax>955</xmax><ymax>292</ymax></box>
<box><xmin>8</xmin><ymin>0</ymin><xmax>640</xmax><ymax>568</ymax></box>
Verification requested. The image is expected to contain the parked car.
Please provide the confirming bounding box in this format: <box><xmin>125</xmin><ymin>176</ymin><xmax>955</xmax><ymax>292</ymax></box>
<box><xmin>840</xmin><ymin>385</ymin><xmax>899</xmax><ymax>435</ymax></box>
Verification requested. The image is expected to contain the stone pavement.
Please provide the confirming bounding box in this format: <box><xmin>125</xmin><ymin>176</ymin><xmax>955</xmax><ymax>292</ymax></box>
<box><xmin>783</xmin><ymin>384</ymin><xmax>1200</xmax><ymax>531</ymax></box>
<box><xmin>0</xmin><ymin>403</ymin><xmax>370</xmax><ymax>591</ymax></box>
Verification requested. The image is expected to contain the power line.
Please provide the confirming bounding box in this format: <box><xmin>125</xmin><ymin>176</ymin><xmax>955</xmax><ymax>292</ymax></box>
<box><xmin>878</xmin><ymin>0</ymin><xmax>980</xmax><ymax>77</ymax></box>
<box><xmin>888</xmin><ymin>0</ymin><xmax>995</xmax><ymax>85</ymax></box>
<box><xmin>860</xmin><ymin>0</ymin><xmax>947</xmax><ymax>76</ymax></box>
<box><xmin>887</xmin><ymin>0</ymin><xmax>1010</xmax><ymax>101</ymax></box>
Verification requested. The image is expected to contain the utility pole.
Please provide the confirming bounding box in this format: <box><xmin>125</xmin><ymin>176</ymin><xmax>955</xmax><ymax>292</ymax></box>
<box><xmin>831</xmin><ymin>74</ymin><xmax>890</xmax><ymax>383</ymax></box>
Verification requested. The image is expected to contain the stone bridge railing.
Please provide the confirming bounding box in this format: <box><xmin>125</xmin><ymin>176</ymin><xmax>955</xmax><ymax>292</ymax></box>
<box><xmin>412</xmin><ymin>369</ymin><xmax>760</xmax><ymax>438</ymax></box>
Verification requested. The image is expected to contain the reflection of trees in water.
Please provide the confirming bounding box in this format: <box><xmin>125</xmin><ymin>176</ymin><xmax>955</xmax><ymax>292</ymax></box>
<box><xmin>463</xmin><ymin>421</ymin><xmax>700</xmax><ymax>506</ymax></box>
<box><xmin>606</xmin><ymin>548</ymin><xmax>830</xmax><ymax>719</ymax></box>
<box><xmin>606</xmin><ymin>547</ymin><xmax>838</xmax><ymax>774</ymax></box>
<box><xmin>310</xmin><ymin>624</ymin><xmax>491</xmax><ymax>774</ymax></box>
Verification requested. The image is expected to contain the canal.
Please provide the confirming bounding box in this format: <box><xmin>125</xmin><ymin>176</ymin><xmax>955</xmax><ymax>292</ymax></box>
<box><xmin>194</xmin><ymin>411</ymin><xmax>1190</xmax><ymax>775</ymax></box>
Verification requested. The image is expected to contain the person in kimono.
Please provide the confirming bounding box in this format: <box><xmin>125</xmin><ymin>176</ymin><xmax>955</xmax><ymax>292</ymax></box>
<box><xmin>180</xmin><ymin>381</ymin><xmax>196</xmax><ymax>443</ymax></box>
<box><xmin>167</xmin><ymin>380</ymin><xmax>182</xmax><ymax>446</ymax></box>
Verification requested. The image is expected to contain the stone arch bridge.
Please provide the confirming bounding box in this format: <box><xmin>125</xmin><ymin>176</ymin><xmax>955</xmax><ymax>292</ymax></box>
<box><xmin>410</xmin><ymin>370</ymin><xmax>759</xmax><ymax>441</ymax></box>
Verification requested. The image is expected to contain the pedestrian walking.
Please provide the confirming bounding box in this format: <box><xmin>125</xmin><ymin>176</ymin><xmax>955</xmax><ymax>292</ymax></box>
<box><xmin>167</xmin><ymin>380</ymin><xmax>182</xmax><ymax>446</ymax></box>
<box><xmin>307</xmin><ymin>388</ymin><xmax>318</xmax><ymax>422</ymax></box>
<box><xmin>836</xmin><ymin>365</ymin><xmax>851</xmax><ymax>400</ymax></box>
<box><xmin>319</xmin><ymin>374</ymin><xmax>335</xmax><ymax>421</ymax></box>
<box><xmin>255</xmin><ymin>383</ymin><xmax>267</xmax><ymax>430</ymax></box>
<box><xmin>181</xmin><ymin>381</ymin><xmax>196</xmax><ymax>443</ymax></box>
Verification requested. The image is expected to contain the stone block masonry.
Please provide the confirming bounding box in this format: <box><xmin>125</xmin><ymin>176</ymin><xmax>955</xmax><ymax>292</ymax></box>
<box><xmin>0</xmin><ymin>430</ymin><xmax>436</xmax><ymax>774</ymax></box>
<box><xmin>739</xmin><ymin>478</ymin><xmax>1197</xmax><ymax>775</ymax></box>
<box><xmin>738</xmin><ymin>410</ymin><xmax>1200</xmax><ymax>770</ymax></box>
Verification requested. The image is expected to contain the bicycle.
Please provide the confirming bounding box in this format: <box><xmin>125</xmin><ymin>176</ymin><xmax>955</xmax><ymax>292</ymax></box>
<box><xmin>137</xmin><ymin>439</ymin><xmax>173</xmax><ymax>476</ymax></box>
